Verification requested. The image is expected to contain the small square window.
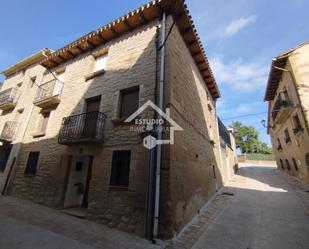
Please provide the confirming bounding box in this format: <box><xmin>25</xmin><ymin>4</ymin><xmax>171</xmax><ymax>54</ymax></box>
<box><xmin>30</xmin><ymin>76</ymin><xmax>36</xmax><ymax>88</ymax></box>
<box><xmin>119</xmin><ymin>87</ymin><xmax>139</xmax><ymax>119</ymax></box>
<box><xmin>75</xmin><ymin>161</ymin><xmax>83</xmax><ymax>171</ymax></box>
<box><xmin>24</xmin><ymin>152</ymin><xmax>39</xmax><ymax>176</ymax></box>
<box><xmin>110</xmin><ymin>150</ymin><xmax>131</xmax><ymax>187</ymax></box>
<box><xmin>94</xmin><ymin>54</ymin><xmax>108</xmax><ymax>72</ymax></box>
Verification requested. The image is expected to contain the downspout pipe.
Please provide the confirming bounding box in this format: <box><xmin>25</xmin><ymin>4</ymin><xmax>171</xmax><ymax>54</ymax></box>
<box><xmin>153</xmin><ymin>11</ymin><xmax>166</xmax><ymax>239</ymax></box>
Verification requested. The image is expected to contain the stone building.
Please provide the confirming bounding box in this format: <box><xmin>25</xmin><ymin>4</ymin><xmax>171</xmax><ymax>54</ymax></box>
<box><xmin>0</xmin><ymin>0</ymin><xmax>237</xmax><ymax>239</ymax></box>
<box><xmin>264</xmin><ymin>42</ymin><xmax>309</xmax><ymax>183</ymax></box>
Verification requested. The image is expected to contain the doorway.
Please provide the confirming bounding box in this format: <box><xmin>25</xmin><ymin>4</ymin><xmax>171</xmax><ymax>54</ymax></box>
<box><xmin>64</xmin><ymin>156</ymin><xmax>92</xmax><ymax>208</ymax></box>
<box><xmin>0</xmin><ymin>143</ymin><xmax>13</xmax><ymax>173</ymax></box>
<box><xmin>83</xmin><ymin>96</ymin><xmax>101</xmax><ymax>138</ymax></box>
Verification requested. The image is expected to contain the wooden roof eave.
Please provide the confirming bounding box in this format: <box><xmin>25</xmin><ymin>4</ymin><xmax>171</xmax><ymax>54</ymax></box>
<box><xmin>40</xmin><ymin>0</ymin><xmax>221</xmax><ymax>99</ymax></box>
<box><xmin>264</xmin><ymin>56</ymin><xmax>289</xmax><ymax>101</ymax></box>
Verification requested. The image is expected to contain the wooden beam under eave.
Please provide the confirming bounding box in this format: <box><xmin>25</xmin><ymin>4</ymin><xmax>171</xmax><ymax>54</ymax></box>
<box><xmin>123</xmin><ymin>19</ymin><xmax>133</xmax><ymax>32</ymax></box>
<box><xmin>66</xmin><ymin>50</ymin><xmax>76</xmax><ymax>58</ymax></box>
<box><xmin>110</xmin><ymin>27</ymin><xmax>119</xmax><ymax>37</ymax></box>
<box><xmin>181</xmin><ymin>27</ymin><xmax>191</xmax><ymax>35</ymax></box>
<box><xmin>86</xmin><ymin>40</ymin><xmax>96</xmax><ymax>48</ymax></box>
<box><xmin>98</xmin><ymin>33</ymin><xmax>108</xmax><ymax>43</ymax></box>
<box><xmin>49</xmin><ymin>58</ymin><xmax>59</xmax><ymax>66</ymax></box>
<box><xmin>75</xmin><ymin>45</ymin><xmax>85</xmax><ymax>53</ymax></box>
<box><xmin>57</xmin><ymin>54</ymin><xmax>67</xmax><ymax>62</ymax></box>
<box><xmin>187</xmin><ymin>40</ymin><xmax>197</xmax><ymax>47</ymax></box>
<box><xmin>139</xmin><ymin>11</ymin><xmax>147</xmax><ymax>24</ymax></box>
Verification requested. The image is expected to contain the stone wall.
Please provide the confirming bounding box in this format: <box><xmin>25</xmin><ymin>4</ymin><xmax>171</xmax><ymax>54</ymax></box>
<box><xmin>159</xmin><ymin>16</ymin><xmax>223</xmax><ymax>238</ymax></box>
<box><xmin>10</xmin><ymin>21</ymin><xmax>159</xmax><ymax>235</ymax></box>
<box><xmin>269</xmin><ymin>48</ymin><xmax>309</xmax><ymax>183</ymax></box>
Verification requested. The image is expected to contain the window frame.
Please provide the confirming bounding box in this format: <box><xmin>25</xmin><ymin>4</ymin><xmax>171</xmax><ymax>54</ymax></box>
<box><xmin>24</xmin><ymin>152</ymin><xmax>40</xmax><ymax>176</ymax></box>
<box><xmin>109</xmin><ymin>150</ymin><xmax>131</xmax><ymax>188</ymax></box>
<box><xmin>117</xmin><ymin>86</ymin><xmax>140</xmax><ymax>120</ymax></box>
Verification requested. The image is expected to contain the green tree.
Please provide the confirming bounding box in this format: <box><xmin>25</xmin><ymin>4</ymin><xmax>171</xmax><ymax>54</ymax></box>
<box><xmin>230</xmin><ymin>121</ymin><xmax>272</xmax><ymax>154</ymax></box>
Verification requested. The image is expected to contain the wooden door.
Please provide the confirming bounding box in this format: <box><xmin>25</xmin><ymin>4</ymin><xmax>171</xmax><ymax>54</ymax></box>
<box><xmin>83</xmin><ymin>97</ymin><xmax>101</xmax><ymax>138</ymax></box>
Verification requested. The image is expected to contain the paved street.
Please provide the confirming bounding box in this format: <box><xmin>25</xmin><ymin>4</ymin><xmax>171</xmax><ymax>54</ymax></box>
<box><xmin>191</xmin><ymin>163</ymin><xmax>309</xmax><ymax>249</ymax></box>
<box><xmin>0</xmin><ymin>163</ymin><xmax>309</xmax><ymax>249</ymax></box>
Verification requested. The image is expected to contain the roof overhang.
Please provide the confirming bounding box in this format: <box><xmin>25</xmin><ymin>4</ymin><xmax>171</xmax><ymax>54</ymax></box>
<box><xmin>40</xmin><ymin>0</ymin><xmax>220</xmax><ymax>99</ymax></box>
<box><xmin>2</xmin><ymin>48</ymin><xmax>53</xmax><ymax>77</ymax></box>
<box><xmin>264</xmin><ymin>55</ymin><xmax>289</xmax><ymax>101</ymax></box>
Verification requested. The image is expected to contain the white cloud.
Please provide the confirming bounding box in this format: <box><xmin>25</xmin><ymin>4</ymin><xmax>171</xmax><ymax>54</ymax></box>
<box><xmin>210</xmin><ymin>56</ymin><xmax>268</xmax><ymax>91</ymax></box>
<box><xmin>223</xmin><ymin>15</ymin><xmax>257</xmax><ymax>37</ymax></box>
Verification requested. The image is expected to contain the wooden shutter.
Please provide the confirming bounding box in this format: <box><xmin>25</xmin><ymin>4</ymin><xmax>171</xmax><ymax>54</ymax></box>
<box><xmin>120</xmin><ymin>88</ymin><xmax>139</xmax><ymax>118</ymax></box>
<box><xmin>110</xmin><ymin>151</ymin><xmax>131</xmax><ymax>187</ymax></box>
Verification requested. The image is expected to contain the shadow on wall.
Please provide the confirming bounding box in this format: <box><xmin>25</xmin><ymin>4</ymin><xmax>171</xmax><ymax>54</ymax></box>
<box><xmin>4</xmin><ymin>19</ymin><xmax>226</xmax><ymax>239</ymax></box>
<box><xmin>158</xmin><ymin>17</ymin><xmax>225</xmax><ymax>238</ymax></box>
<box><xmin>7</xmin><ymin>24</ymin><xmax>159</xmax><ymax>236</ymax></box>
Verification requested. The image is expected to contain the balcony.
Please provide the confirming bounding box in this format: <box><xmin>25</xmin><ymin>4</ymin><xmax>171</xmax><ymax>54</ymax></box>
<box><xmin>58</xmin><ymin>111</ymin><xmax>105</xmax><ymax>145</ymax></box>
<box><xmin>33</xmin><ymin>79</ymin><xmax>63</xmax><ymax>108</ymax></box>
<box><xmin>0</xmin><ymin>87</ymin><xmax>20</xmax><ymax>111</ymax></box>
<box><xmin>272</xmin><ymin>93</ymin><xmax>293</xmax><ymax>124</ymax></box>
<box><xmin>0</xmin><ymin>121</ymin><xmax>19</xmax><ymax>143</ymax></box>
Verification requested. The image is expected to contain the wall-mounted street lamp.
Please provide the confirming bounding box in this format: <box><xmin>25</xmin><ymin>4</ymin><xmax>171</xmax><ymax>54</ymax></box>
<box><xmin>261</xmin><ymin>119</ymin><xmax>275</xmax><ymax>129</ymax></box>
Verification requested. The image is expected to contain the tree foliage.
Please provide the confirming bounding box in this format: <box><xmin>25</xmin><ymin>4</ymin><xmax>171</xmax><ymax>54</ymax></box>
<box><xmin>230</xmin><ymin>121</ymin><xmax>272</xmax><ymax>154</ymax></box>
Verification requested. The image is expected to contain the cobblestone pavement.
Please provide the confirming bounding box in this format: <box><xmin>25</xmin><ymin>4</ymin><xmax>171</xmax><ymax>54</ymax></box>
<box><xmin>1</xmin><ymin>163</ymin><xmax>309</xmax><ymax>249</ymax></box>
<box><xmin>0</xmin><ymin>196</ymin><xmax>161</xmax><ymax>249</ymax></box>
<box><xmin>168</xmin><ymin>163</ymin><xmax>309</xmax><ymax>249</ymax></box>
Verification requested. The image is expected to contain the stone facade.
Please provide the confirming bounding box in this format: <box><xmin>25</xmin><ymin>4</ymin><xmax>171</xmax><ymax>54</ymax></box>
<box><xmin>266</xmin><ymin>43</ymin><xmax>309</xmax><ymax>183</ymax></box>
<box><xmin>0</xmin><ymin>5</ymin><xmax>237</xmax><ymax>240</ymax></box>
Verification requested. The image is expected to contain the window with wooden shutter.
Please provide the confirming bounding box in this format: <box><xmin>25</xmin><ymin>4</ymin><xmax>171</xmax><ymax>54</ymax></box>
<box><xmin>24</xmin><ymin>152</ymin><xmax>40</xmax><ymax>176</ymax></box>
<box><xmin>119</xmin><ymin>87</ymin><xmax>139</xmax><ymax>119</ymax></box>
<box><xmin>110</xmin><ymin>150</ymin><xmax>131</xmax><ymax>187</ymax></box>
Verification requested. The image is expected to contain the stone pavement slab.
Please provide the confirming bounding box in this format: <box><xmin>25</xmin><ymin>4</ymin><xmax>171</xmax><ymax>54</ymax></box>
<box><xmin>0</xmin><ymin>196</ymin><xmax>161</xmax><ymax>249</ymax></box>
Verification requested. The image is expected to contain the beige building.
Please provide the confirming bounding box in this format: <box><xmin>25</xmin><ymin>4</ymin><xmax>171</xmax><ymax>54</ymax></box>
<box><xmin>0</xmin><ymin>0</ymin><xmax>237</xmax><ymax>239</ymax></box>
<box><xmin>265</xmin><ymin>42</ymin><xmax>309</xmax><ymax>183</ymax></box>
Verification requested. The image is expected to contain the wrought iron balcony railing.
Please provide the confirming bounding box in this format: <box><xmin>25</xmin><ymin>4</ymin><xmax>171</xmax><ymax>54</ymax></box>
<box><xmin>58</xmin><ymin>111</ymin><xmax>105</xmax><ymax>145</ymax></box>
<box><xmin>272</xmin><ymin>92</ymin><xmax>293</xmax><ymax>124</ymax></box>
<box><xmin>34</xmin><ymin>79</ymin><xmax>63</xmax><ymax>108</ymax></box>
<box><xmin>0</xmin><ymin>87</ymin><xmax>20</xmax><ymax>111</ymax></box>
<box><xmin>0</xmin><ymin>121</ymin><xmax>19</xmax><ymax>142</ymax></box>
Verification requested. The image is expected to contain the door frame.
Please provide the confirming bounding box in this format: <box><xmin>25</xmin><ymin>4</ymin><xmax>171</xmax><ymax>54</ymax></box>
<box><xmin>62</xmin><ymin>155</ymin><xmax>93</xmax><ymax>208</ymax></box>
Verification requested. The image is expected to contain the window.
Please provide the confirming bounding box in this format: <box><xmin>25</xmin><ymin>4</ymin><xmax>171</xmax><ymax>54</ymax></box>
<box><xmin>277</xmin><ymin>139</ymin><xmax>282</xmax><ymax>151</ymax></box>
<box><xmin>40</xmin><ymin>111</ymin><xmax>50</xmax><ymax>134</ymax></box>
<box><xmin>119</xmin><ymin>87</ymin><xmax>139</xmax><ymax>119</ymax></box>
<box><xmin>94</xmin><ymin>54</ymin><xmax>108</xmax><ymax>72</ymax></box>
<box><xmin>110</xmin><ymin>150</ymin><xmax>131</xmax><ymax>187</ymax></box>
<box><xmin>292</xmin><ymin>158</ymin><xmax>299</xmax><ymax>171</ymax></box>
<box><xmin>292</xmin><ymin>114</ymin><xmax>303</xmax><ymax>134</ymax></box>
<box><xmin>24</xmin><ymin>152</ymin><xmax>39</xmax><ymax>176</ymax></box>
<box><xmin>212</xmin><ymin>165</ymin><xmax>216</xmax><ymax>179</ymax></box>
<box><xmin>280</xmin><ymin>159</ymin><xmax>284</xmax><ymax>169</ymax></box>
<box><xmin>305</xmin><ymin>153</ymin><xmax>309</xmax><ymax>168</ymax></box>
<box><xmin>285</xmin><ymin>159</ymin><xmax>291</xmax><ymax>171</ymax></box>
<box><xmin>30</xmin><ymin>76</ymin><xmax>36</xmax><ymax>88</ymax></box>
<box><xmin>284</xmin><ymin>128</ymin><xmax>291</xmax><ymax>143</ymax></box>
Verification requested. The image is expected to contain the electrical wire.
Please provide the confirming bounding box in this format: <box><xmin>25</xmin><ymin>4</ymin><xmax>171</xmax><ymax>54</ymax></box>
<box><xmin>158</xmin><ymin>20</ymin><xmax>176</xmax><ymax>51</ymax></box>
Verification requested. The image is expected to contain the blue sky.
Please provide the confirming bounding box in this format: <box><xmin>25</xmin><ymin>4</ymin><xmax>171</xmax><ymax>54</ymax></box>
<box><xmin>0</xmin><ymin>0</ymin><xmax>308</xmax><ymax>145</ymax></box>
